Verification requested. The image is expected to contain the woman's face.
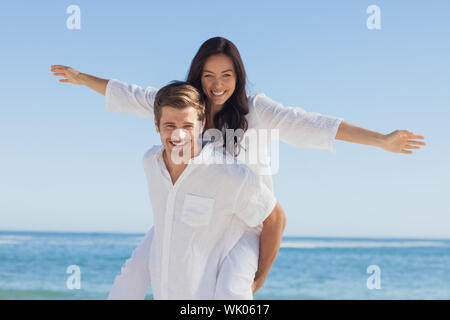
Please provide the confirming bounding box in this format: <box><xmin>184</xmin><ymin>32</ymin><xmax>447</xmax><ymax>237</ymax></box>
<box><xmin>201</xmin><ymin>54</ymin><xmax>236</xmax><ymax>108</ymax></box>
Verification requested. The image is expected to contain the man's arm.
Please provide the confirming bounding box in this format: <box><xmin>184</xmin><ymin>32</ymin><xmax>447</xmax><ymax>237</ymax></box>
<box><xmin>335</xmin><ymin>121</ymin><xmax>426</xmax><ymax>154</ymax></box>
<box><xmin>51</xmin><ymin>65</ymin><xmax>109</xmax><ymax>95</ymax></box>
<box><xmin>252</xmin><ymin>203</ymin><xmax>286</xmax><ymax>294</ymax></box>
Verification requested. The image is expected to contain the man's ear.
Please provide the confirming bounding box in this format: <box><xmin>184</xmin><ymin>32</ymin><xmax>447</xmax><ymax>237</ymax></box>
<box><xmin>201</xmin><ymin>118</ymin><xmax>206</xmax><ymax>132</ymax></box>
<box><xmin>154</xmin><ymin>120</ymin><xmax>160</xmax><ymax>133</ymax></box>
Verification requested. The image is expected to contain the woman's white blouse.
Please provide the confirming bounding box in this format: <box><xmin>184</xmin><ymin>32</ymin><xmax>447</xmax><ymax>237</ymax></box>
<box><xmin>105</xmin><ymin>79</ymin><xmax>344</xmax><ymax>193</ymax></box>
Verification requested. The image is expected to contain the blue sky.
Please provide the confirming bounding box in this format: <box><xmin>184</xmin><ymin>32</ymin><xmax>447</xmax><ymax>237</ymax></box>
<box><xmin>0</xmin><ymin>0</ymin><xmax>449</xmax><ymax>238</ymax></box>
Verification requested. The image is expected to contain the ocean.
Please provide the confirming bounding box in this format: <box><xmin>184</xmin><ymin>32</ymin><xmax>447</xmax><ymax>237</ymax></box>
<box><xmin>0</xmin><ymin>231</ymin><xmax>449</xmax><ymax>300</ymax></box>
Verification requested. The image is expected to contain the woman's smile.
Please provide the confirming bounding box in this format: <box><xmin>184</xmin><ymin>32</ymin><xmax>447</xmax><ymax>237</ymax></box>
<box><xmin>212</xmin><ymin>90</ymin><xmax>226</xmax><ymax>97</ymax></box>
<box><xmin>201</xmin><ymin>54</ymin><xmax>237</xmax><ymax>107</ymax></box>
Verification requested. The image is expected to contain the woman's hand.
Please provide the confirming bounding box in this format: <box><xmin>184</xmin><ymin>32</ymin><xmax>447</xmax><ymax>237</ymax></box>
<box><xmin>50</xmin><ymin>65</ymin><xmax>82</xmax><ymax>85</ymax></box>
<box><xmin>50</xmin><ymin>65</ymin><xmax>108</xmax><ymax>95</ymax></box>
<box><xmin>381</xmin><ymin>130</ymin><xmax>426</xmax><ymax>154</ymax></box>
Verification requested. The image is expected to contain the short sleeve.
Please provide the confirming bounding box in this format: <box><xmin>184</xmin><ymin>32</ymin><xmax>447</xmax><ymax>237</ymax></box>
<box><xmin>233</xmin><ymin>168</ymin><xmax>277</xmax><ymax>227</ymax></box>
<box><xmin>251</xmin><ymin>93</ymin><xmax>343</xmax><ymax>152</ymax></box>
<box><xmin>105</xmin><ymin>79</ymin><xmax>158</xmax><ymax>120</ymax></box>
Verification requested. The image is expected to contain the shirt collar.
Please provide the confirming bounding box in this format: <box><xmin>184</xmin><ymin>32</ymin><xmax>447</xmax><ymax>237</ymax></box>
<box><xmin>155</xmin><ymin>141</ymin><xmax>217</xmax><ymax>168</ymax></box>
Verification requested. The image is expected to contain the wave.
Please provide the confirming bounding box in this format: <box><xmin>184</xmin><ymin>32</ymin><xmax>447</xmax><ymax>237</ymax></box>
<box><xmin>280</xmin><ymin>240</ymin><xmax>448</xmax><ymax>249</ymax></box>
<box><xmin>0</xmin><ymin>235</ymin><xmax>33</xmax><ymax>245</ymax></box>
<box><xmin>0</xmin><ymin>289</ymin><xmax>86</xmax><ymax>300</ymax></box>
<box><xmin>0</xmin><ymin>240</ymin><xmax>22</xmax><ymax>245</ymax></box>
<box><xmin>0</xmin><ymin>235</ymin><xmax>32</xmax><ymax>240</ymax></box>
<box><xmin>45</xmin><ymin>239</ymin><xmax>142</xmax><ymax>246</ymax></box>
<box><xmin>0</xmin><ymin>289</ymin><xmax>152</xmax><ymax>300</ymax></box>
<box><xmin>0</xmin><ymin>233</ymin><xmax>142</xmax><ymax>246</ymax></box>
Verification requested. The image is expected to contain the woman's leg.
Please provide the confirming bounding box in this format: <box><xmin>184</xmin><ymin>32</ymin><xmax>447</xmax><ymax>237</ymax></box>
<box><xmin>108</xmin><ymin>227</ymin><xmax>154</xmax><ymax>300</ymax></box>
<box><xmin>214</xmin><ymin>229</ymin><xmax>260</xmax><ymax>300</ymax></box>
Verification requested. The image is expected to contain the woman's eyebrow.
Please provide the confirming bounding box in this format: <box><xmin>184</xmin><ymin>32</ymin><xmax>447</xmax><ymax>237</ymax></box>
<box><xmin>203</xmin><ymin>69</ymin><xmax>234</xmax><ymax>73</ymax></box>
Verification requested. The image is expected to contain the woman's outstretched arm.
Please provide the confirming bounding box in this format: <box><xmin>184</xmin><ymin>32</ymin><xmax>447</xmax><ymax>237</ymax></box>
<box><xmin>253</xmin><ymin>94</ymin><xmax>426</xmax><ymax>154</ymax></box>
<box><xmin>51</xmin><ymin>65</ymin><xmax>109</xmax><ymax>95</ymax></box>
<box><xmin>50</xmin><ymin>65</ymin><xmax>157</xmax><ymax>119</ymax></box>
<box><xmin>335</xmin><ymin>121</ymin><xmax>426</xmax><ymax>154</ymax></box>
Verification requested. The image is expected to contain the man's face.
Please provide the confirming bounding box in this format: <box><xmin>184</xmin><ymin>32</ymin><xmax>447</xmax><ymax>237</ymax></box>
<box><xmin>155</xmin><ymin>106</ymin><xmax>205</xmax><ymax>163</ymax></box>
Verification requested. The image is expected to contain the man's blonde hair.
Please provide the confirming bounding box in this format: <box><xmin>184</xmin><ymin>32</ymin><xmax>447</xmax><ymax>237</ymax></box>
<box><xmin>154</xmin><ymin>81</ymin><xmax>206</xmax><ymax>127</ymax></box>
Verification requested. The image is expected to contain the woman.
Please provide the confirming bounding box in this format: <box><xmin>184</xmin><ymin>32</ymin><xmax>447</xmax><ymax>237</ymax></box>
<box><xmin>51</xmin><ymin>37</ymin><xmax>426</xmax><ymax>298</ymax></box>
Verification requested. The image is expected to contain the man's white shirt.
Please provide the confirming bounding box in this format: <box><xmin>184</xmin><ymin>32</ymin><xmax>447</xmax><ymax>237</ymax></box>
<box><xmin>142</xmin><ymin>142</ymin><xmax>277</xmax><ymax>299</ymax></box>
<box><xmin>105</xmin><ymin>79</ymin><xmax>343</xmax><ymax>299</ymax></box>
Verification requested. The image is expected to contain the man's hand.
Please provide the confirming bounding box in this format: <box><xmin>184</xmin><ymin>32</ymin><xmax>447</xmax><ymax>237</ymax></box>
<box><xmin>251</xmin><ymin>276</ymin><xmax>266</xmax><ymax>294</ymax></box>
<box><xmin>51</xmin><ymin>65</ymin><xmax>82</xmax><ymax>85</ymax></box>
<box><xmin>250</xmin><ymin>203</ymin><xmax>286</xmax><ymax>295</ymax></box>
<box><xmin>381</xmin><ymin>130</ymin><xmax>426</xmax><ymax>154</ymax></box>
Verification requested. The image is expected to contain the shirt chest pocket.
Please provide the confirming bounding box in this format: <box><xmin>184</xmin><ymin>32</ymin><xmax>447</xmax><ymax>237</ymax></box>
<box><xmin>181</xmin><ymin>194</ymin><xmax>215</xmax><ymax>227</ymax></box>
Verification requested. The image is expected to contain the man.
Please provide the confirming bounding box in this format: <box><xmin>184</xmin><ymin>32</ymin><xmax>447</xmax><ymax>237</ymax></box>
<box><xmin>108</xmin><ymin>81</ymin><xmax>285</xmax><ymax>299</ymax></box>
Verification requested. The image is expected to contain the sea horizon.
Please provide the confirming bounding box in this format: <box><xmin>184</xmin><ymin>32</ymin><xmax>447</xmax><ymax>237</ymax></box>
<box><xmin>1</xmin><ymin>229</ymin><xmax>449</xmax><ymax>242</ymax></box>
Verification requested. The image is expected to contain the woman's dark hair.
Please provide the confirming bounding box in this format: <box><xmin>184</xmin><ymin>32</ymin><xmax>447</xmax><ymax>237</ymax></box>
<box><xmin>186</xmin><ymin>37</ymin><xmax>248</xmax><ymax>156</ymax></box>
